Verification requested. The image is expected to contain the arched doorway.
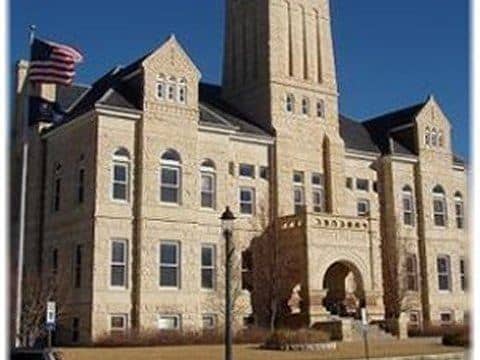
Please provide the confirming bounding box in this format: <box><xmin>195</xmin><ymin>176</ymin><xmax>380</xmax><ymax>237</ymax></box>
<box><xmin>322</xmin><ymin>261</ymin><xmax>365</xmax><ymax>318</ymax></box>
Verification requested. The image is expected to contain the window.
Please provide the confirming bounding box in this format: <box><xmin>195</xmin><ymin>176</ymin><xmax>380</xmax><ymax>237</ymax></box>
<box><xmin>312</xmin><ymin>173</ymin><xmax>325</xmax><ymax>213</ymax></box>
<box><xmin>52</xmin><ymin>249</ymin><xmax>58</xmax><ymax>275</ymax></box>
<box><xmin>239</xmin><ymin>163</ymin><xmax>255</xmax><ymax>178</ymax></box>
<box><xmin>259</xmin><ymin>166</ymin><xmax>269</xmax><ymax>180</ymax></box>
<box><xmin>109</xmin><ymin>314</ymin><xmax>128</xmax><ymax>335</ymax></box>
<box><xmin>167</xmin><ymin>77</ymin><xmax>176</xmax><ymax>102</ymax></box>
<box><xmin>241</xmin><ymin>250</ymin><xmax>253</xmax><ymax>291</ymax></box>
<box><xmin>52</xmin><ymin>163</ymin><xmax>62</xmax><ymax>212</ymax></box>
<box><xmin>178</xmin><ymin>78</ymin><xmax>187</xmax><ymax>104</ymax></box>
<box><xmin>112</xmin><ymin>148</ymin><xmax>130</xmax><ymax>202</ymax></box>
<box><xmin>402</xmin><ymin>186</ymin><xmax>415</xmax><ymax>226</ymax></box>
<box><xmin>74</xmin><ymin>245</ymin><xmax>83</xmax><ymax>289</ymax></box>
<box><xmin>301</xmin><ymin>98</ymin><xmax>309</xmax><ymax>115</ymax></box>
<box><xmin>77</xmin><ymin>167</ymin><xmax>85</xmax><ymax>204</ymax></box>
<box><xmin>286</xmin><ymin>94</ymin><xmax>295</xmax><ymax>113</ymax></box>
<box><xmin>160</xmin><ymin>242</ymin><xmax>180</xmax><ymax>288</ymax></box>
<box><xmin>200</xmin><ymin>160</ymin><xmax>216</xmax><ymax>209</ymax></box>
<box><xmin>405</xmin><ymin>254</ymin><xmax>418</xmax><ymax>291</ymax></box>
<box><xmin>293</xmin><ymin>171</ymin><xmax>305</xmax><ymax>215</ymax></box>
<box><xmin>460</xmin><ymin>258</ymin><xmax>466</xmax><ymax>291</ymax></box>
<box><xmin>316</xmin><ymin>99</ymin><xmax>325</xmax><ymax>118</ymax></box>
<box><xmin>110</xmin><ymin>240</ymin><xmax>127</xmax><ymax>288</ymax></box>
<box><xmin>157</xmin><ymin>82</ymin><xmax>165</xmax><ymax>100</ymax></box>
<box><xmin>158</xmin><ymin>315</ymin><xmax>181</xmax><ymax>331</ymax></box>
<box><xmin>431</xmin><ymin>129</ymin><xmax>438</xmax><ymax>146</ymax></box>
<box><xmin>239</xmin><ymin>187</ymin><xmax>255</xmax><ymax>215</ymax></box>
<box><xmin>437</xmin><ymin>255</ymin><xmax>451</xmax><ymax>291</ymax></box>
<box><xmin>72</xmin><ymin>318</ymin><xmax>80</xmax><ymax>343</ymax></box>
<box><xmin>425</xmin><ymin>127</ymin><xmax>431</xmax><ymax>146</ymax></box>
<box><xmin>160</xmin><ymin>149</ymin><xmax>182</xmax><ymax>204</ymax></box>
<box><xmin>356</xmin><ymin>178</ymin><xmax>369</xmax><ymax>191</ymax></box>
<box><xmin>357</xmin><ymin>199</ymin><xmax>370</xmax><ymax>217</ymax></box>
<box><xmin>438</xmin><ymin>131</ymin><xmax>444</xmax><ymax>147</ymax></box>
<box><xmin>201</xmin><ymin>245</ymin><xmax>216</xmax><ymax>290</ymax></box>
<box><xmin>454</xmin><ymin>192</ymin><xmax>464</xmax><ymax>229</ymax></box>
<box><xmin>346</xmin><ymin>177</ymin><xmax>353</xmax><ymax>189</ymax></box>
<box><xmin>433</xmin><ymin>185</ymin><xmax>447</xmax><ymax>227</ymax></box>
<box><xmin>202</xmin><ymin>314</ymin><xmax>217</xmax><ymax>330</ymax></box>
<box><xmin>409</xmin><ymin>312</ymin><xmax>420</xmax><ymax>325</ymax></box>
<box><xmin>440</xmin><ymin>311</ymin><xmax>453</xmax><ymax>324</ymax></box>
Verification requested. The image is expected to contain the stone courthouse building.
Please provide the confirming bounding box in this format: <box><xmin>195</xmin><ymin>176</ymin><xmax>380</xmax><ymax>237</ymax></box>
<box><xmin>12</xmin><ymin>0</ymin><xmax>468</xmax><ymax>344</ymax></box>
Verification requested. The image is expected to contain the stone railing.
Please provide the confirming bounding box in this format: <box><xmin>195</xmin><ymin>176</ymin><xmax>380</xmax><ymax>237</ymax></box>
<box><xmin>278</xmin><ymin>214</ymin><xmax>305</xmax><ymax>231</ymax></box>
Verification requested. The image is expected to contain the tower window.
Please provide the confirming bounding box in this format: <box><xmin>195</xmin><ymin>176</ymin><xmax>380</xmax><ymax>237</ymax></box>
<box><xmin>317</xmin><ymin>100</ymin><xmax>325</xmax><ymax>118</ymax></box>
<box><xmin>301</xmin><ymin>98</ymin><xmax>309</xmax><ymax>116</ymax></box>
<box><xmin>286</xmin><ymin>94</ymin><xmax>295</xmax><ymax>113</ymax></box>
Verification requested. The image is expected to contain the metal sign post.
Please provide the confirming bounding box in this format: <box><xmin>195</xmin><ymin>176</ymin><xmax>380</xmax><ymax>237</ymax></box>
<box><xmin>46</xmin><ymin>302</ymin><xmax>56</xmax><ymax>349</ymax></box>
<box><xmin>361</xmin><ymin>307</ymin><xmax>370</xmax><ymax>360</ymax></box>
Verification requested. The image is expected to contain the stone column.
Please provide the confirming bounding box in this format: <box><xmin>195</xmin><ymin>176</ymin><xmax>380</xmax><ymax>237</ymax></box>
<box><xmin>309</xmin><ymin>289</ymin><xmax>331</xmax><ymax>325</ymax></box>
<box><xmin>365</xmin><ymin>290</ymin><xmax>385</xmax><ymax>322</ymax></box>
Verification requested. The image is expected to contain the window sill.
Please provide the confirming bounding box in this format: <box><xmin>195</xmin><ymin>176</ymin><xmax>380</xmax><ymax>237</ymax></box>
<box><xmin>158</xmin><ymin>287</ymin><xmax>181</xmax><ymax>291</ymax></box>
<box><xmin>200</xmin><ymin>207</ymin><xmax>217</xmax><ymax>213</ymax></box>
<box><xmin>159</xmin><ymin>202</ymin><xmax>181</xmax><ymax>207</ymax></box>
<box><xmin>108</xmin><ymin>286</ymin><xmax>129</xmax><ymax>292</ymax></box>
<box><xmin>111</xmin><ymin>199</ymin><xmax>130</xmax><ymax>205</ymax></box>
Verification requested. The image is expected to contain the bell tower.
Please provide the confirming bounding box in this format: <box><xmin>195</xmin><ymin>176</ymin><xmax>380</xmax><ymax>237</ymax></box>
<box><xmin>222</xmin><ymin>0</ymin><xmax>347</xmax><ymax>217</ymax></box>
<box><xmin>222</xmin><ymin>0</ymin><xmax>339</xmax><ymax>131</ymax></box>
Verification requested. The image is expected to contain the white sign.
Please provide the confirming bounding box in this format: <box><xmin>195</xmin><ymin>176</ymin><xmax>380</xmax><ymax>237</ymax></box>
<box><xmin>361</xmin><ymin>308</ymin><xmax>368</xmax><ymax>327</ymax></box>
<box><xmin>46</xmin><ymin>301</ymin><xmax>56</xmax><ymax>325</ymax></box>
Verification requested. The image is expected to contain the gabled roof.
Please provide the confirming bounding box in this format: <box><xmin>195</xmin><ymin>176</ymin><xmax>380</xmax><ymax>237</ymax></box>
<box><xmin>339</xmin><ymin>114</ymin><xmax>379</xmax><ymax>154</ymax></box>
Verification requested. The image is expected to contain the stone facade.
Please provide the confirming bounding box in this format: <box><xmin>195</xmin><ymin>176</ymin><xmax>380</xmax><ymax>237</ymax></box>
<box><xmin>11</xmin><ymin>0</ymin><xmax>468</xmax><ymax>345</ymax></box>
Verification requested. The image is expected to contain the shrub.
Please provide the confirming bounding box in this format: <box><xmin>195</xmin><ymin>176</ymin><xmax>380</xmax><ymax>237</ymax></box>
<box><xmin>264</xmin><ymin>329</ymin><xmax>330</xmax><ymax>350</ymax></box>
<box><xmin>94</xmin><ymin>327</ymin><xmax>270</xmax><ymax>347</ymax></box>
<box><xmin>442</xmin><ymin>327</ymin><xmax>469</xmax><ymax>348</ymax></box>
<box><xmin>409</xmin><ymin>324</ymin><xmax>468</xmax><ymax>338</ymax></box>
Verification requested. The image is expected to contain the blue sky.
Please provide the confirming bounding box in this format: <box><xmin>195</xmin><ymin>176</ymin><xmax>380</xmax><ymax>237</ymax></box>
<box><xmin>10</xmin><ymin>0</ymin><xmax>470</xmax><ymax>159</ymax></box>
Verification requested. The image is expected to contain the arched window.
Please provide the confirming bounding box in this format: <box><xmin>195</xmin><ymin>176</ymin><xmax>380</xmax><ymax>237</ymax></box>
<box><xmin>286</xmin><ymin>94</ymin><xmax>295</xmax><ymax>113</ymax></box>
<box><xmin>402</xmin><ymin>185</ymin><xmax>415</xmax><ymax>226</ymax></box>
<box><xmin>160</xmin><ymin>149</ymin><xmax>182</xmax><ymax>204</ymax></box>
<box><xmin>425</xmin><ymin>127</ymin><xmax>431</xmax><ymax>146</ymax></box>
<box><xmin>454</xmin><ymin>192</ymin><xmax>464</xmax><ymax>229</ymax></box>
<box><xmin>200</xmin><ymin>159</ymin><xmax>216</xmax><ymax>209</ymax></box>
<box><xmin>301</xmin><ymin>97</ymin><xmax>309</xmax><ymax>115</ymax></box>
<box><xmin>112</xmin><ymin>148</ymin><xmax>131</xmax><ymax>202</ymax></box>
<box><xmin>167</xmin><ymin>76</ymin><xmax>177</xmax><ymax>102</ymax></box>
<box><xmin>405</xmin><ymin>254</ymin><xmax>418</xmax><ymax>291</ymax></box>
<box><xmin>431</xmin><ymin>128</ymin><xmax>438</xmax><ymax>147</ymax></box>
<box><xmin>432</xmin><ymin>185</ymin><xmax>447</xmax><ymax>227</ymax></box>
<box><xmin>316</xmin><ymin>99</ymin><xmax>325</xmax><ymax>118</ymax></box>
<box><xmin>178</xmin><ymin>78</ymin><xmax>187</xmax><ymax>104</ymax></box>
<box><xmin>157</xmin><ymin>74</ymin><xmax>166</xmax><ymax>100</ymax></box>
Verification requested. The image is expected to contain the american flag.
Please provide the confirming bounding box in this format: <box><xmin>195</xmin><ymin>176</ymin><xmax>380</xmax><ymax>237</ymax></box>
<box><xmin>29</xmin><ymin>38</ymin><xmax>84</xmax><ymax>85</ymax></box>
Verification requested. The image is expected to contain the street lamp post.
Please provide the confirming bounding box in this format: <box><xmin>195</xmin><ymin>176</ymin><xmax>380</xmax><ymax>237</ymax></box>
<box><xmin>220</xmin><ymin>206</ymin><xmax>236</xmax><ymax>360</ymax></box>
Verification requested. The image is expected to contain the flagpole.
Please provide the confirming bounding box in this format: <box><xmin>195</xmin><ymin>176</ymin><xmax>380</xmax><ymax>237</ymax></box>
<box><xmin>15</xmin><ymin>24</ymin><xmax>36</xmax><ymax>348</ymax></box>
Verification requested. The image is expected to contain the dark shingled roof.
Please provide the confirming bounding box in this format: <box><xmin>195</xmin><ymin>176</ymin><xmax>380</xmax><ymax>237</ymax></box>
<box><xmin>339</xmin><ymin>115</ymin><xmax>379</xmax><ymax>153</ymax></box>
<box><xmin>56</xmin><ymin>84</ymin><xmax>90</xmax><ymax>111</ymax></box>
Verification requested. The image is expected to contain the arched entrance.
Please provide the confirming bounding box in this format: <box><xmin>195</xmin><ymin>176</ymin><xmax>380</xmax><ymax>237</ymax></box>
<box><xmin>322</xmin><ymin>261</ymin><xmax>365</xmax><ymax>318</ymax></box>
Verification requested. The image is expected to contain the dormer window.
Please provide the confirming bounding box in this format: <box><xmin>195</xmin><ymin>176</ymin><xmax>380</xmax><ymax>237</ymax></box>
<box><xmin>178</xmin><ymin>79</ymin><xmax>187</xmax><ymax>104</ymax></box>
<box><xmin>425</xmin><ymin>127</ymin><xmax>431</xmax><ymax>146</ymax></box>
<box><xmin>286</xmin><ymin>94</ymin><xmax>295</xmax><ymax>113</ymax></box>
<box><xmin>431</xmin><ymin>128</ymin><xmax>438</xmax><ymax>147</ymax></box>
<box><xmin>157</xmin><ymin>74</ymin><xmax>166</xmax><ymax>100</ymax></box>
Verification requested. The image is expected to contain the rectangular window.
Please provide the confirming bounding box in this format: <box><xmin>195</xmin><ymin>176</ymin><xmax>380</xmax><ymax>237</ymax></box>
<box><xmin>433</xmin><ymin>198</ymin><xmax>447</xmax><ymax>227</ymax></box>
<box><xmin>74</xmin><ymin>245</ymin><xmax>83</xmax><ymax>289</ymax></box>
<box><xmin>403</xmin><ymin>193</ymin><xmax>415</xmax><ymax>226</ymax></box>
<box><xmin>110</xmin><ymin>240</ymin><xmax>127</xmax><ymax>288</ymax></box>
<box><xmin>312</xmin><ymin>173</ymin><xmax>325</xmax><ymax>213</ymax></box>
<box><xmin>110</xmin><ymin>314</ymin><xmax>128</xmax><ymax>335</ymax></box>
<box><xmin>437</xmin><ymin>255</ymin><xmax>451</xmax><ymax>291</ymax></box>
<box><xmin>160</xmin><ymin>166</ymin><xmax>181</xmax><ymax>203</ymax></box>
<box><xmin>157</xmin><ymin>82</ymin><xmax>165</xmax><ymax>100</ymax></box>
<box><xmin>112</xmin><ymin>162</ymin><xmax>129</xmax><ymax>201</ymax></box>
<box><xmin>357</xmin><ymin>199</ymin><xmax>370</xmax><ymax>217</ymax></box>
<box><xmin>241</xmin><ymin>250</ymin><xmax>253</xmax><ymax>291</ymax></box>
<box><xmin>293</xmin><ymin>171</ymin><xmax>304</xmax><ymax>184</ymax></box>
<box><xmin>201</xmin><ymin>245</ymin><xmax>216</xmax><ymax>290</ymax></box>
<box><xmin>460</xmin><ymin>258</ymin><xmax>466</xmax><ymax>291</ymax></box>
<box><xmin>52</xmin><ymin>249</ymin><xmax>58</xmax><ymax>275</ymax></box>
<box><xmin>158</xmin><ymin>315</ymin><xmax>181</xmax><ymax>331</ymax></box>
<box><xmin>201</xmin><ymin>172</ymin><xmax>216</xmax><ymax>209</ymax></box>
<box><xmin>53</xmin><ymin>177</ymin><xmax>61</xmax><ymax>212</ymax></box>
<box><xmin>202</xmin><ymin>314</ymin><xmax>217</xmax><ymax>330</ymax></box>
<box><xmin>346</xmin><ymin>177</ymin><xmax>353</xmax><ymax>189</ymax></box>
<box><xmin>405</xmin><ymin>254</ymin><xmax>418</xmax><ymax>291</ymax></box>
<box><xmin>259</xmin><ymin>166</ymin><xmax>269</xmax><ymax>180</ymax></box>
<box><xmin>455</xmin><ymin>200</ymin><xmax>464</xmax><ymax>229</ymax></box>
<box><xmin>72</xmin><ymin>318</ymin><xmax>80</xmax><ymax>343</ymax></box>
<box><xmin>356</xmin><ymin>179</ymin><xmax>369</xmax><ymax>191</ymax></box>
<box><xmin>293</xmin><ymin>171</ymin><xmax>305</xmax><ymax>215</ymax></box>
<box><xmin>239</xmin><ymin>187</ymin><xmax>255</xmax><ymax>215</ymax></box>
<box><xmin>167</xmin><ymin>84</ymin><xmax>176</xmax><ymax>101</ymax></box>
<box><xmin>77</xmin><ymin>168</ymin><xmax>85</xmax><ymax>204</ymax></box>
<box><xmin>440</xmin><ymin>311</ymin><xmax>453</xmax><ymax>324</ymax></box>
<box><xmin>409</xmin><ymin>312</ymin><xmax>420</xmax><ymax>325</ymax></box>
<box><xmin>239</xmin><ymin>164</ymin><xmax>255</xmax><ymax>178</ymax></box>
<box><xmin>160</xmin><ymin>242</ymin><xmax>180</xmax><ymax>288</ymax></box>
